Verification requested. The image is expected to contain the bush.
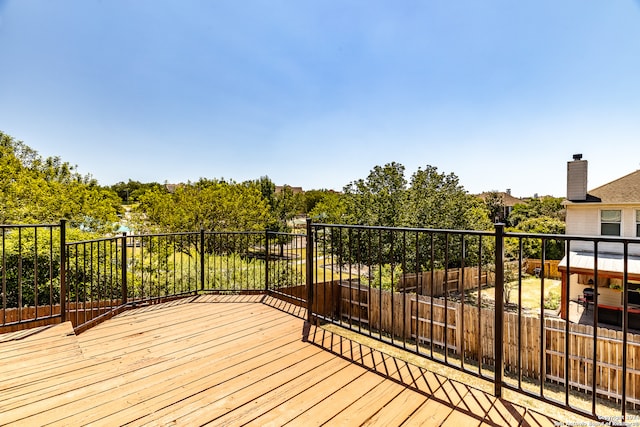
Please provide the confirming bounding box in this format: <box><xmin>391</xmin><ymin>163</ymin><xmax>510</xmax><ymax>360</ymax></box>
<box><xmin>544</xmin><ymin>288</ymin><xmax>560</xmax><ymax>310</ymax></box>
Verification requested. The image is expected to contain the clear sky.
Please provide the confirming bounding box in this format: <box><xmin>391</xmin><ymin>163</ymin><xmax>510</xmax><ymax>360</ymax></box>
<box><xmin>1</xmin><ymin>1</ymin><xmax>639</xmax><ymax>198</ymax></box>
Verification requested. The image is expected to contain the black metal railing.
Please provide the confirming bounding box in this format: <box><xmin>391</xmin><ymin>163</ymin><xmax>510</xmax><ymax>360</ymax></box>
<box><xmin>63</xmin><ymin>229</ymin><xmax>306</xmax><ymax>331</ymax></box>
<box><xmin>265</xmin><ymin>231</ymin><xmax>307</xmax><ymax>302</ymax></box>
<box><xmin>307</xmin><ymin>221</ymin><xmax>640</xmax><ymax>421</ymax></box>
<box><xmin>4</xmin><ymin>219</ymin><xmax>640</xmax><ymax>421</ymax></box>
<box><xmin>308</xmin><ymin>223</ymin><xmax>497</xmax><ymax>379</ymax></box>
<box><xmin>1</xmin><ymin>222</ymin><xmax>64</xmax><ymax>329</ymax></box>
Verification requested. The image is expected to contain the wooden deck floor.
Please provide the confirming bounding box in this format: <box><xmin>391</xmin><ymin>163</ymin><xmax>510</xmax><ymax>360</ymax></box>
<box><xmin>0</xmin><ymin>295</ymin><xmax>573</xmax><ymax>426</ymax></box>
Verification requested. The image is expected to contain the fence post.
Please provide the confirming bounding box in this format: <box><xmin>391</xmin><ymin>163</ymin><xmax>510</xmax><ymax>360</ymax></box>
<box><xmin>121</xmin><ymin>232</ymin><xmax>127</xmax><ymax>304</ymax></box>
<box><xmin>494</xmin><ymin>223</ymin><xmax>505</xmax><ymax>397</ymax></box>
<box><xmin>200</xmin><ymin>228</ymin><xmax>205</xmax><ymax>292</ymax></box>
<box><xmin>306</xmin><ymin>218</ymin><xmax>314</xmax><ymax>323</ymax></box>
<box><xmin>265</xmin><ymin>230</ymin><xmax>270</xmax><ymax>292</ymax></box>
<box><xmin>60</xmin><ymin>220</ymin><xmax>67</xmax><ymax>323</ymax></box>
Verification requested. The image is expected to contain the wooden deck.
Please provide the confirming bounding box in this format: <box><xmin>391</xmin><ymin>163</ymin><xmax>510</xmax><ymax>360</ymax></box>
<box><xmin>0</xmin><ymin>295</ymin><xmax>575</xmax><ymax>426</ymax></box>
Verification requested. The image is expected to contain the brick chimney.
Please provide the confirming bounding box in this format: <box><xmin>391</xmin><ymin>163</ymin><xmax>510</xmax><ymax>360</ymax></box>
<box><xmin>567</xmin><ymin>154</ymin><xmax>587</xmax><ymax>201</ymax></box>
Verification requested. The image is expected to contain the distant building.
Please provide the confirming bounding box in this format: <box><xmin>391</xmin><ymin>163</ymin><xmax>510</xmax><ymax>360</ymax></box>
<box><xmin>275</xmin><ymin>185</ymin><xmax>304</xmax><ymax>195</ymax></box>
<box><xmin>165</xmin><ymin>183</ymin><xmax>183</xmax><ymax>193</ymax></box>
<box><xmin>477</xmin><ymin>189</ymin><xmax>522</xmax><ymax>222</ymax></box>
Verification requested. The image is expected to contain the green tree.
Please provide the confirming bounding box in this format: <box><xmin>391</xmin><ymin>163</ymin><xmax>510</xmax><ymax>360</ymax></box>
<box><xmin>323</xmin><ymin>163</ymin><xmax>493</xmax><ymax>271</ymax></box>
<box><xmin>269</xmin><ymin>185</ymin><xmax>300</xmax><ymax>232</ymax></box>
<box><xmin>2</xmin><ymin>226</ymin><xmax>99</xmax><ymax>308</ymax></box>
<box><xmin>309</xmin><ymin>192</ymin><xmax>346</xmax><ymax>223</ymax></box>
<box><xmin>508</xmin><ymin>197</ymin><xmax>564</xmax><ymax>228</ymax></box>
<box><xmin>405</xmin><ymin>165</ymin><xmax>491</xmax><ymax>231</ymax></box>
<box><xmin>0</xmin><ymin>131</ymin><xmax>121</xmax><ymax>232</ymax></box>
<box><xmin>110</xmin><ymin>180</ymin><xmax>166</xmax><ymax>203</ymax></box>
<box><xmin>134</xmin><ymin>178</ymin><xmax>273</xmax><ymax>234</ymax></box>
<box><xmin>302</xmin><ymin>189</ymin><xmax>337</xmax><ymax>214</ymax></box>
<box><xmin>343</xmin><ymin>162</ymin><xmax>407</xmax><ymax>227</ymax></box>
<box><xmin>506</xmin><ymin>216</ymin><xmax>565</xmax><ymax>260</ymax></box>
<box><xmin>404</xmin><ymin>166</ymin><xmax>493</xmax><ymax>269</ymax></box>
<box><xmin>505</xmin><ymin>197</ymin><xmax>565</xmax><ymax>261</ymax></box>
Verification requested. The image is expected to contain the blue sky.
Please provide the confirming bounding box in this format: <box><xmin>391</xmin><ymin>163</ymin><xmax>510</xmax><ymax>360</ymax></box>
<box><xmin>1</xmin><ymin>1</ymin><xmax>639</xmax><ymax>197</ymax></box>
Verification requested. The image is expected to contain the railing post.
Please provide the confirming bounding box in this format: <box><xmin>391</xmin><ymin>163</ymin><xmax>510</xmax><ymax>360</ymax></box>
<box><xmin>200</xmin><ymin>228</ymin><xmax>205</xmax><ymax>292</ymax></box>
<box><xmin>265</xmin><ymin>230</ymin><xmax>270</xmax><ymax>292</ymax></box>
<box><xmin>121</xmin><ymin>232</ymin><xmax>127</xmax><ymax>304</ymax></box>
<box><xmin>306</xmin><ymin>218</ymin><xmax>314</xmax><ymax>323</ymax></box>
<box><xmin>494</xmin><ymin>223</ymin><xmax>505</xmax><ymax>397</ymax></box>
<box><xmin>60</xmin><ymin>219</ymin><xmax>67</xmax><ymax>323</ymax></box>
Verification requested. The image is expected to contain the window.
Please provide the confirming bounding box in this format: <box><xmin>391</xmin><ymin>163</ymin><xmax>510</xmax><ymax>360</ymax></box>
<box><xmin>601</xmin><ymin>210</ymin><xmax>621</xmax><ymax>236</ymax></box>
<box><xmin>636</xmin><ymin>210</ymin><xmax>640</xmax><ymax>237</ymax></box>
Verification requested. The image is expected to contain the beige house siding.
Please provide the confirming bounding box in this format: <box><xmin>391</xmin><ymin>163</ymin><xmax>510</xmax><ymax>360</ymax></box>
<box><xmin>565</xmin><ymin>205</ymin><xmax>599</xmax><ymax>236</ymax></box>
<box><xmin>566</xmin><ymin>204</ymin><xmax>640</xmax><ymax>237</ymax></box>
<box><xmin>565</xmin><ymin>203</ymin><xmax>640</xmax><ymax>256</ymax></box>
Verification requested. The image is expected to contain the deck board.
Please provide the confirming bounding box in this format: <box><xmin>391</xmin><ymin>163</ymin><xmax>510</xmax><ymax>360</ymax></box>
<box><xmin>0</xmin><ymin>295</ymin><xmax>577</xmax><ymax>426</ymax></box>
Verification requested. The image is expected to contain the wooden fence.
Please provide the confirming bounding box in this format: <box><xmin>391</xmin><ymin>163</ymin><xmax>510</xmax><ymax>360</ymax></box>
<box><xmin>398</xmin><ymin>266</ymin><xmax>491</xmax><ymax>296</ymax></box>
<box><xmin>524</xmin><ymin>259</ymin><xmax>562</xmax><ymax>280</ymax></box>
<box><xmin>334</xmin><ymin>283</ymin><xmax>640</xmax><ymax>406</ymax></box>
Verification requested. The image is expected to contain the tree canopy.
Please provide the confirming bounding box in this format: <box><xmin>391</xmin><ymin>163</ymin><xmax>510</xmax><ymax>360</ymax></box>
<box><xmin>109</xmin><ymin>180</ymin><xmax>166</xmax><ymax>204</ymax></box>
<box><xmin>133</xmin><ymin>178</ymin><xmax>273</xmax><ymax>233</ymax></box>
<box><xmin>505</xmin><ymin>199</ymin><xmax>566</xmax><ymax>260</ymax></box>
<box><xmin>315</xmin><ymin>162</ymin><xmax>492</xmax><ymax>231</ymax></box>
<box><xmin>0</xmin><ymin>131</ymin><xmax>121</xmax><ymax>233</ymax></box>
<box><xmin>508</xmin><ymin>196</ymin><xmax>565</xmax><ymax>228</ymax></box>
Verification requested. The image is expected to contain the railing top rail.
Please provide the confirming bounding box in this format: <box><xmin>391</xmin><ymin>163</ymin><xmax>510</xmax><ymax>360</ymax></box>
<box><xmin>67</xmin><ymin>236</ymin><xmax>122</xmax><ymax>245</ymax></box>
<box><xmin>505</xmin><ymin>231</ymin><xmax>640</xmax><ymax>244</ymax></box>
<box><xmin>266</xmin><ymin>231</ymin><xmax>305</xmax><ymax>237</ymax></box>
<box><xmin>205</xmin><ymin>230</ymin><xmax>265</xmax><ymax>236</ymax></box>
<box><xmin>311</xmin><ymin>222</ymin><xmax>494</xmax><ymax>236</ymax></box>
<box><xmin>131</xmin><ymin>231</ymin><xmax>200</xmax><ymax>238</ymax></box>
<box><xmin>0</xmin><ymin>223</ymin><xmax>60</xmax><ymax>230</ymax></box>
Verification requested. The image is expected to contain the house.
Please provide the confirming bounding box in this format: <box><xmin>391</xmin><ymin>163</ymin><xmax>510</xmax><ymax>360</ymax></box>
<box><xmin>165</xmin><ymin>183</ymin><xmax>184</xmax><ymax>193</ymax></box>
<box><xmin>477</xmin><ymin>189</ymin><xmax>522</xmax><ymax>222</ymax></box>
<box><xmin>559</xmin><ymin>154</ymin><xmax>640</xmax><ymax>326</ymax></box>
<box><xmin>275</xmin><ymin>185</ymin><xmax>304</xmax><ymax>195</ymax></box>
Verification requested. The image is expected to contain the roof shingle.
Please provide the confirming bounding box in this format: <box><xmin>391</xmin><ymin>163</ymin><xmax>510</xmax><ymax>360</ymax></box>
<box><xmin>589</xmin><ymin>170</ymin><xmax>640</xmax><ymax>204</ymax></box>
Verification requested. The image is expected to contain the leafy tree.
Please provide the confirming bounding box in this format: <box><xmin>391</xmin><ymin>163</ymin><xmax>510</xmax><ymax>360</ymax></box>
<box><xmin>269</xmin><ymin>185</ymin><xmax>299</xmax><ymax>232</ymax></box>
<box><xmin>405</xmin><ymin>166</ymin><xmax>491</xmax><ymax>231</ymax></box>
<box><xmin>505</xmin><ymin>197</ymin><xmax>565</xmax><ymax>261</ymax></box>
<box><xmin>2</xmin><ymin>226</ymin><xmax>99</xmax><ymax>308</ymax></box>
<box><xmin>110</xmin><ymin>180</ymin><xmax>166</xmax><ymax>203</ymax></box>
<box><xmin>506</xmin><ymin>216</ymin><xmax>565</xmax><ymax>260</ymax></box>
<box><xmin>302</xmin><ymin>189</ymin><xmax>338</xmax><ymax>214</ymax></box>
<box><xmin>250</xmin><ymin>177</ymin><xmax>303</xmax><ymax>231</ymax></box>
<box><xmin>309</xmin><ymin>192</ymin><xmax>346</xmax><ymax>223</ymax></box>
<box><xmin>134</xmin><ymin>178</ymin><xmax>273</xmax><ymax>234</ymax></box>
<box><xmin>0</xmin><ymin>131</ymin><xmax>121</xmax><ymax>232</ymax></box>
<box><xmin>508</xmin><ymin>197</ymin><xmax>564</xmax><ymax>228</ymax></box>
<box><xmin>404</xmin><ymin>166</ymin><xmax>493</xmax><ymax>269</ymax></box>
<box><xmin>321</xmin><ymin>163</ymin><xmax>494</xmax><ymax>272</ymax></box>
<box><xmin>342</xmin><ymin>162</ymin><xmax>407</xmax><ymax>227</ymax></box>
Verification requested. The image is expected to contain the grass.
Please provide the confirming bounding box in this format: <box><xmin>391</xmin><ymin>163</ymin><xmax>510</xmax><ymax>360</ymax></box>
<box><xmin>468</xmin><ymin>276</ymin><xmax>562</xmax><ymax>312</ymax></box>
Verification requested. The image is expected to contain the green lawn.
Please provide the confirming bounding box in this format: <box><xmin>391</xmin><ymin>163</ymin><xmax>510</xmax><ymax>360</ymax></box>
<box><xmin>468</xmin><ymin>277</ymin><xmax>561</xmax><ymax>311</ymax></box>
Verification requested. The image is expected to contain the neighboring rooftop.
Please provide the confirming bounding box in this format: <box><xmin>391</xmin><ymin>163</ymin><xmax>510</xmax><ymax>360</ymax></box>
<box><xmin>275</xmin><ymin>185</ymin><xmax>304</xmax><ymax>194</ymax></box>
<box><xmin>587</xmin><ymin>169</ymin><xmax>640</xmax><ymax>204</ymax></box>
<box><xmin>477</xmin><ymin>190</ymin><xmax>522</xmax><ymax>207</ymax></box>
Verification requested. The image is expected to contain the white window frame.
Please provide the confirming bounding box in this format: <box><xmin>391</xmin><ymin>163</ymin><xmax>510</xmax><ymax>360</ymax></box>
<box><xmin>601</xmin><ymin>209</ymin><xmax>621</xmax><ymax>236</ymax></box>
